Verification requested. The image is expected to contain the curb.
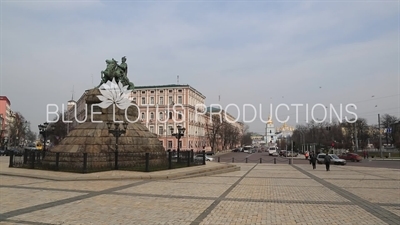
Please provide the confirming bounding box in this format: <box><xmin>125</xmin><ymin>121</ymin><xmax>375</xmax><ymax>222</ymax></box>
<box><xmin>0</xmin><ymin>163</ymin><xmax>239</xmax><ymax>181</ymax></box>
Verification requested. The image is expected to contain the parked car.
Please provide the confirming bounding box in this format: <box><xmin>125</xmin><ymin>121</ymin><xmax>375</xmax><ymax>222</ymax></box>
<box><xmin>286</xmin><ymin>151</ymin><xmax>299</xmax><ymax>157</ymax></box>
<box><xmin>194</xmin><ymin>154</ymin><xmax>214</xmax><ymax>161</ymax></box>
<box><xmin>316</xmin><ymin>154</ymin><xmax>346</xmax><ymax>165</ymax></box>
<box><xmin>232</xmin><ymin>148</ymin><xmax>240</xmax><ymax>152</ymax></box>
<box><xmin>25</xmin><ymin>143</ymin><xmax>37</xmax><ymax>151</ymax></box>
<box><xmin>243</xmin><ymin>146</ymin><xmax>252</xmax><ymax>153</ymax></box>
<box><xmin>279</xmin><ymin>150</ymin><xmax>287</xmax><ymax>157</ymax></box>
<box><xmin>0</xmin><ymin>149</ymin><xmax>5</xmax><ymax>156</ymax></box>
<box><xmin>5</xmin><ymin>148</ymin><xmax>23</xmax><ymax>156</ymax></box>
<box><xmin>339</xmin><ymin>153</ymin><xmax>362</xmax><ymax>162</ymax></box>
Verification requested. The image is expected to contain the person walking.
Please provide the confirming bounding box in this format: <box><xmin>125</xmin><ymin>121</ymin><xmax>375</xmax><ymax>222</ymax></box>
<box><xmin>324</xmin><ymin>152</ymin><xmax>331</xmax><ymax>171</ymax></box>
<box><xmin>310</xmin><ymin>153</ymin><xmax>317</xmax><ymax>170</ymax></box>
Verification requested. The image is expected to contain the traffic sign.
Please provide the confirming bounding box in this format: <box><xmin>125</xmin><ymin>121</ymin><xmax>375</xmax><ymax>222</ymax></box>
<box><xmin>386</xmin><ymin>128</ymin><xmax>392</xmax><ymax>133</ymax></box>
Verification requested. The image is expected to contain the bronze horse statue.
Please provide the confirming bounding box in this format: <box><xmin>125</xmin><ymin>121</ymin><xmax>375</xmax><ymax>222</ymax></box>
<box><xmin>97</xmin><ymin>58</ymin><xmax>134</xmax><ymax>90</ymax></box>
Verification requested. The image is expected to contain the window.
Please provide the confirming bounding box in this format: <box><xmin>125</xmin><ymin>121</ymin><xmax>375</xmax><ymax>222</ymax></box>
<box><xmin>178</xmin><ymin>89</ymin><xmax>182</xmax><ymax>92</ymax></box>
<box><xmin>178</xmin><ymin>96</ymin><xmax>182</xmax><ymax>104</ymax></box>
<box><xmin>151</xmin><ymin>91</ymin><xmax>154</xmax><ymax>93</ymax></box>
<box><xmin>142</xmin><ymin>91</ymin><xmax>146</xmax><ymax>94</ymax></box>
<box><xmin>141</xmin><ymin>97</ymin><xmax>146</xmax><ymax>105</ymax></box>
<box><xmin>169</xmin><ymin>96</ymin><xmax>173</xmax><ymax>104</ymax></box>
<box><xmin>141</xmin><ymin>112</ymin><xmax>145</xmax><ymax>120</ymax></box>
<box><xmin>159</xmin><ymin>112</ymin><xmax>164</xmax><ymax>120</ymax></box>
<box><xmin>169</xmin><ymin>90</ymin><xmax>172</xmax><ymax>93</ymax></box>
<box><xmin>149</xmin><ymin>126</ymin><xmax>154</xmax><ymax>133</ymax></box>
<box><xmin>150</xmin><ymin>112</ymin><xmax>154</xmax><ymax>120</ymax></box>
<box><xmin>160</xmin><ymin>140</ymin><xmax>163</xmax><ymax>145</ymax></box>
<box><xmin>271</xmin><ymin>136</ymin><xmax>273</xmax><ymax>139</ymax></box>
<box><xmin>168</xmin><ymin>126</ymin><xmax>173</xmax><ymax>134</ymax></box>
<box><xmin>270</xmin><ymin>130</ymin><xmax>272</xmax><ymax>133</ymax></box>
<box><xmin>179</xmin><ymin>141</ymin><xmax>182</xmax><ymax>148</ymax></box>
<box><xmin>160</xmin><ymin>90</ymin><xmax>163</xmax><ymax>93</ymax></box>
<box><xmin>168</xmin><ymin>141</ymin><xmax>173</xmax><ymax>148</ymax></box>
<box><xmin>159</xmin><ymin>96</ymin><xmax>164</xmax><ymax>105</ymax></box>
<box><xmin>178</xmin><ymin>113</ymin><xmax>182</xmax><ymax>120</ymax></box>
<box><xmin>158</xmin><ymin>126</ymin><xmax>163</xmax><ymax>135</ymax></box>
<box><xmin>150</xmin><ymin>97</ymin><xmax>154</xmax><ymax>105</ymax></box>
<box><xmin>169</xmin><ymin>112</ymin><xmax>173</xmax><ymax>119</ymax></box>
<box><xmin>133</xmin><ymin>97</ymin><xmax>136</xmax><ymax>103</ymax></box>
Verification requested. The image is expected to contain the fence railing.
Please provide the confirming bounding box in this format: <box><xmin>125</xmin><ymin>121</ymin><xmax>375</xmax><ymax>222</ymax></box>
<box><xmin>208</xmin><ymin>155</ymin><xmax>294</xmax><ymax>164</ymax></box>
<box><xmin>8</xmin><ymin>150</ymin><xmax>207</xmax><ymax>173</ymax></box>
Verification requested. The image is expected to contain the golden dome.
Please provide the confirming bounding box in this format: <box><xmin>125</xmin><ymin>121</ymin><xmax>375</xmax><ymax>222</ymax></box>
<box><xmin>267</xmin><ymin>115</ymin><xmax>273</xmax><ymax>124</ymax></box>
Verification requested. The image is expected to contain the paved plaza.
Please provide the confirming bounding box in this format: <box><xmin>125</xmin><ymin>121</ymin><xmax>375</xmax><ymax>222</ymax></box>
<box><xmin>0</xmin><ymin>162</ymin><xmax>399</xmax><ymax>225</ymax></box>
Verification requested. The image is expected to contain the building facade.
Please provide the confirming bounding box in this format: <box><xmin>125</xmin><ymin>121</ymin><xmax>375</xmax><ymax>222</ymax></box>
<box><xmin>251</xmin><ymin>133</ymin><xmax>265</xmax><ymax>146</ymax></box>
<box><xmin>0</xmin><ymin>96</ymin><xmax>12</xmax><ymax>145</ymax></box>
<box><xmin>129</xmin><ymin>84</ymin><xmax>208</xmax><ymax>151</ymax></box>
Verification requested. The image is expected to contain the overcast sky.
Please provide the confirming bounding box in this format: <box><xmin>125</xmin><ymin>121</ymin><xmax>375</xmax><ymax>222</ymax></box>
<box><xmin>1</xmin><ymin>0</ymin><xmax>399</xmax><ymax>134</ymax></box>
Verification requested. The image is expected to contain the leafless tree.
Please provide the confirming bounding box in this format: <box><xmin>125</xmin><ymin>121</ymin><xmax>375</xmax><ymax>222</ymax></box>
<box><xmin>205</xmin><ymin>113</ymin><xmax>225</xmax><ymax>152</ymax></box>
<box><xmin>381</xmin><ymin>114</ymin><xmax>399</xmax><ymax>145</ymax></box>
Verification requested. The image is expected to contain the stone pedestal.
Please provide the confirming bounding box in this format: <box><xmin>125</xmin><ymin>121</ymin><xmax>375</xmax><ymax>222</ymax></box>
<box><xmin>42</xmin><ymin>88</ymin><xmax>166</xmax><ymax>169</ymax></box>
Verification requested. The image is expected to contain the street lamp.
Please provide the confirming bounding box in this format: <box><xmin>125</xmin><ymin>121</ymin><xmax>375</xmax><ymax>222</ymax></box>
<box><xmin>170</xmin><ymin>125</ymin><xmax>186</xmax><ymax>163</ymax></box>
<box><xmin>107</xmin><ymin>121</ymin><xmax>128</xmax><ymax>170</ymax></box>
<box><xmin>38</xmin><ymin>122</ymin><xmax>54</xmax><ymax>157</ymax></box>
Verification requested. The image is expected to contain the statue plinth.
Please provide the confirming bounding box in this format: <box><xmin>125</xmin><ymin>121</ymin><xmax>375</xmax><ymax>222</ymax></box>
<box><xmin>42</xmin><ymin>88</ymin><xmax>166</xmax><ymax>169</ymax></box>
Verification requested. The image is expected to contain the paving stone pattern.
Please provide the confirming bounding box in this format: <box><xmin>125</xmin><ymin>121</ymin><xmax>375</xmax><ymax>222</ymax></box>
<box><xmin>0</xmin><ymin>163</ymin><xmax>399</xmax><ymax>225</ymax></box>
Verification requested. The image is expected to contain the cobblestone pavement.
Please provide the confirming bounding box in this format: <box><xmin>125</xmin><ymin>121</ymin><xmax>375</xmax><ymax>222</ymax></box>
<box><xmin>0</xmin><ymin>163</ymin><xmax>399</xmax><ymax>225</ymax></box>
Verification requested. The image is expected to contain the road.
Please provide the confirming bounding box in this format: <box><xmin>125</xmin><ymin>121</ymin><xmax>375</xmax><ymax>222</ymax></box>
<box><xmin>216</xmin><ymin>151</ymin><xmax>400</xmax><ymax>169</ymax></box>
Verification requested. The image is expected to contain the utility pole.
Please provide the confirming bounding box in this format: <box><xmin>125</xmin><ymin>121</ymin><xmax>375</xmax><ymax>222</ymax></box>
<box><xmin>354</xmin><ymin>123</ymin><xmax>358</xmax><ymax>152</ymax></box>
<box><xmin>378</xmin><ymin>114</ymin><xmax>383</xmax><ymax>158</ymax></box>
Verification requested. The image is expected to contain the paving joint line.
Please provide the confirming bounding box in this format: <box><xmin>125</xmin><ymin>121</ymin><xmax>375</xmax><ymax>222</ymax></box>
<box><xmin>2</xmin><ymin>219</ymin><xmax>56</xmax><ymax>225</ymax></box>
<box><xmin>337</xmin><ymin>167</ymin><xmax>398</xmax><ymax>180</ymax></box>
<box><xmin>190</xmin><ymin>163</ymin><xmax>258</xmax><ymax>225</ymax></box>
<box><xmin>0</xmin><ymin>180</ymin><xmax>151</xmax><ymax>221</ymax></box>
<box><xmin>292</xmin><ymin>165</ymin><xmax>400</xmax><ymax>225</ymax></box>
<box><xmin>0</xmin><ymin>185</ymin><xmax>94</xmax><ymax>194</ymax></box>
<box><xmin>110</xmin><ymin>192</ymin><xmax>363</xmax><ymax>206</ymax></box>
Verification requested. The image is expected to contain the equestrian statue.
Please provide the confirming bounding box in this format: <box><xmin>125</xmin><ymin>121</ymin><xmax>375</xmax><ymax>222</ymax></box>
<box><xmin>97</xmin><ymin>56</ymin><xmax>134</xmax><ymax>90</ymax></box>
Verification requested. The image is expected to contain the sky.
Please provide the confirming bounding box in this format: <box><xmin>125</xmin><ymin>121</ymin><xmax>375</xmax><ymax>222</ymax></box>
<box><xmin>1</xmin><ymin>0</ymin><xmax>399</xmax><ymax>134</ymax></box>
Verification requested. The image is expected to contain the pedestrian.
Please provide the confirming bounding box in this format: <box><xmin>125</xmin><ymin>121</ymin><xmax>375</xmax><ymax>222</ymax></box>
<box><xmin>363</xmin><ymin>150</ymin><xmax>366</xmax><ymax>159</ymax></box>
<box><xmin>324</xmin><ymin>152</ymin><xmax>331</xmax><ymax>171</ymax></box>
<box><xmin>310</xmin><ymin>153</ymin><xmax>317</xmax><ymax>170</ymax></box>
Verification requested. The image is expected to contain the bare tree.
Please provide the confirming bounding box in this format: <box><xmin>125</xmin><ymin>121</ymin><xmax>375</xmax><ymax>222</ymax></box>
<box><xmin>8</xmin><ymin>112</ymin><xmax>29</xmax><ymax>146</ymax></box>
<box><xmin>240</xmin><ymin>124</ymin><xmax>250</xmax><ymax>146</ymax></box>
<box><xmin>205</xmin><ymin>113</ymin><xmax>225</xmax><ymax>153</ymax></box>
<box><xmin>381</xmin><ymin>114</ymin><xmax>399</xmax><ymax>145</ymax></box>
<box><xmin>219</xmin><ymin>122</ymin><xmax>241</xmax><ymax>150</ymax></box>
<box><xmin>48</xmin><ymin>112</ymin><xmax>68</xmax><ymax>145</ymax></box>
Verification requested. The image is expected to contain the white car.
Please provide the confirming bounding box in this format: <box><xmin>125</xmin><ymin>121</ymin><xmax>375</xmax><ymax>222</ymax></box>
<box><xmin>268</xmin><ymin>147</ymin><xmax>277</xmax><ymax>156</ymax></box>
<box><xmin>316</xmin><ymin>154</ymin><xmax>346</xmax><ymax>165</ymax></box>
<box><xmin>194</xmin><ymin>154</ymin><xmax>214</xmax><ymax>161</ymax></box>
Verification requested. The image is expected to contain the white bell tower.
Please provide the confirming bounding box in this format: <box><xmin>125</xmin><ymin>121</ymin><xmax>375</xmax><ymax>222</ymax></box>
<box><xmin>265</xmin><ymin>115</ymin><xmax>276</xmax><ymax>146</ymax></box>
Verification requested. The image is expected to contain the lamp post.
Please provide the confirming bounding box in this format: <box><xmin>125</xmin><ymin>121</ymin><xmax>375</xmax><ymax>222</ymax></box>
<box><xmin>298</xmin><ymin>130</ymin><xmax>305</xmax><ymax>153</ymax></box>
<box><xmin>170</xmin><ymin>125</ymin><xmax>186</xmax><ymax>163</ymax></box>
<box><xmin>107</xmin><ymin>121</ymin><xmax>128</xmax><ymax>170</ymax></box>
<box><xmin>38</xmin><ymin>122</ymin><xmax>54</xmax><ymax>157</ymax></box>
